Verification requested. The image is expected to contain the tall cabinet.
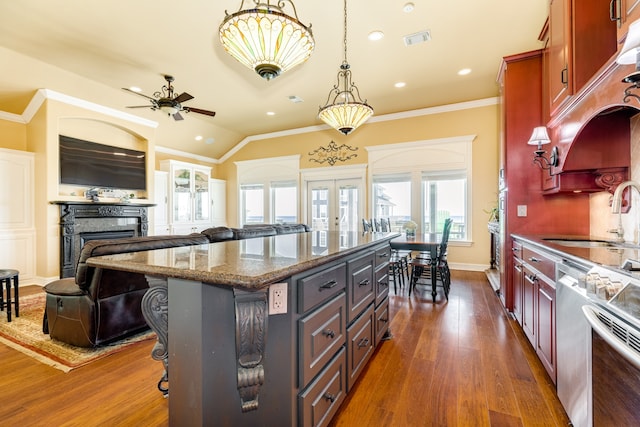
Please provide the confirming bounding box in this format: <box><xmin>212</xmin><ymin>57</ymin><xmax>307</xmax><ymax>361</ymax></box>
<box><xmin>160</xmin><ymin>160</ymin><xmax>212</xmax><ymax>234</ymax></box>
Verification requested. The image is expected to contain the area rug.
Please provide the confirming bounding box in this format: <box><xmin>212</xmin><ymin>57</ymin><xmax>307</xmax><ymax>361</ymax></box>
<box><xmin>0</xmin><ymin>292</ymin><xmax>155</xmax><ymax>372</ymax></box>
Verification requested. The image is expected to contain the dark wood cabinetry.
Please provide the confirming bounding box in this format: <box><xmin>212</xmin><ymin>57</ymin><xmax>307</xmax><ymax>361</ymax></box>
<box><xmin>514</xmin><ymin>238</ymin><xmax>558</xmax><ymax>384</ymax></box>
<box><xmin>497</xmin><ymin>51</ymin><xmax>589</xmax><ymax>313</ymax></box>
<box><xmin>612</xmin><ymin>0</ymin><xmax>640</xmax><ymax>44</ymax></box>
<box><xmin>546</xmin><ymin>0</ymin><xmax>617</xmax><ymax>116</ymax></box>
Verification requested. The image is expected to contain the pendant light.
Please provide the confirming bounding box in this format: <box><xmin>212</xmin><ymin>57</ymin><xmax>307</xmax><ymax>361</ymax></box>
<box><xmin>318</xmin><ymin>0</ymin><xmax>374</xmax><ymax>135</ymax></box>
<box><xmin>219</xmin><ymin>1</ymin><xmax>315</xmax><ymax>81</ymax></box>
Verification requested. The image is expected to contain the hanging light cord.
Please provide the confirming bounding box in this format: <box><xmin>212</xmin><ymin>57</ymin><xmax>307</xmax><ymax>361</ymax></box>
<box><xmin>341</xmin><ymin>0</ymin><xmax>350</xmax><ymax>70</ymax></box>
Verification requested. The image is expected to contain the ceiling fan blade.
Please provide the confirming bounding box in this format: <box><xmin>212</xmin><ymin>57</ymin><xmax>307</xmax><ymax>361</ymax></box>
<box><xmin>173</xmin><ymin>111</ymin><xmax>184</xmax><ymax>121</ymax></box>
<box><xmin>126</xmin><ymin>105</ymin><xmax>155</xmax><ymax>109</ymax></box>
<box><xmin>122</xmin><ymin>87</ymin><xmax>156</xmax><ymax>101</ymax></box>
<box><xmin>173</xmin><ymin>92</ymin><xmax>194</xmax><ymax>104</ymax></box>
<box><xmin>183</xmin><ymin>107</ymin><xmax>216</xmax><ymax>117</ymax></box>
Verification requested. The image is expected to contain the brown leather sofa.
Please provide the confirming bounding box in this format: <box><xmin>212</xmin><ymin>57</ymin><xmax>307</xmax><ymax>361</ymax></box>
<box><xmin>43</xmin><ymin>234</ymin><xmax>210</xmax><ymax>347</ymax></box>
<box><xmin>43</xmin><ymin>224</ymin><xmax>311</xmax><ymax>347</ymax></box>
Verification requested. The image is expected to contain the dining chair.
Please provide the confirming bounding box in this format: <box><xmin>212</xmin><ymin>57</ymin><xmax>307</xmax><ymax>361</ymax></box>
<box><xmin>372</xmin><ymin>218</ymin><xmax>381</xmax><ymax>232</ymax></box>
<box><xmin>409</xmin><ymin>218</ymin><xmax>453</xmax><ymax>300</ymax></box>
<box><xmin>379</xmin><ymin>218</ymin><xmax>390</xmax><ymax>232</ymax></box>
<box><xmin>362</xmin><ymin>219</ymin><xmax>373</xmax><ymax>233</ymax></box>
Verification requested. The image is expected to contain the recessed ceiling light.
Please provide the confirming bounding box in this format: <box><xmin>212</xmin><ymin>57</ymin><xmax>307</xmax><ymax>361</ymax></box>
<box><xmin>403</xmin><ymin>2</ymin><xmax>415</xmax><ymax>13</ymax></box>
<box><xmin>458</xmin><ymin>68</ymin><xmax>472</xmax><ymax>76</ymax></box>
<box><xmin>205</xmin><ymin>138</ymin><xmax>215</xmax><ymax>145</ymax></box>
<box><xmin>288</xmin><ymin>95</ymin><xmax>304</xmax><ymax>103</ymax></box>
<box><xmin>195</xmin><ymin>135</ymin><xmax>203</xmax><ymax>141</ymax></box>
<box><xmin>266</xmin><ymin>111</ymin><xmax>276</xmax><ymax>116</ymax></box>
<box><xmin>129</xmin><ymin>86</ymin><xmax>142</xmax><ymax>92</ymax></box>
<box><xmin>368</xmin><ymin>31</ymin><xmax>384</xmax><ymax>41</ymax></box>
<box><xmin>395</xmin><ymin>82</ymin><xmax>406</xmax><ymax>88</ymax></box>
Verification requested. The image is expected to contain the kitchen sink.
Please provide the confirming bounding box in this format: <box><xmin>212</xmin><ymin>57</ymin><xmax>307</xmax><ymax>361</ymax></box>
<box><xmin>544</xmin><ymin>239</ymin><xmax>617</xmax><ymax>248</ymax></box>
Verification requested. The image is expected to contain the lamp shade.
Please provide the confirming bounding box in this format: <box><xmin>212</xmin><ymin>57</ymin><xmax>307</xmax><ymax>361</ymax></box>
<box><xmin>527</xmin><ymin>126</ymin><xmax>551</xmax><ymax>146</ymax></box>
<box><xmin>219</xmin><ymin>7</ymin><xmax>314</xmax><ymax>80</ymax></box>
<box><xmin>618</xmin><ymin>19</ymin><xmax>640</xmax><ymax>65</ymax></box>
<box><xmin>318</xmin><ymin>101</ymin><xmax>374</xmax><ymax>135</ymax></box>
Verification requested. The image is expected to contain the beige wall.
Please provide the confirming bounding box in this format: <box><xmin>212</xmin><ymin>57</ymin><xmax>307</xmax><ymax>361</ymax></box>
<box><xmin>218</xmin><ymin>103</ymin><xmax>500</xmax><ymax>269</ymax></box>
<box><xmin>0</xmin><ymin>97</ymin><xmax>500</xmax><ymax>277</ymax></box>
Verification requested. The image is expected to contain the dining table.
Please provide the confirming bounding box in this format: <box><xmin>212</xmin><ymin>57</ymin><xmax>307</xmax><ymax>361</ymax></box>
<box><xmin>390</xmin><ymin>233</ymin><xmax>442</xmax><ymax>301</ymax></box>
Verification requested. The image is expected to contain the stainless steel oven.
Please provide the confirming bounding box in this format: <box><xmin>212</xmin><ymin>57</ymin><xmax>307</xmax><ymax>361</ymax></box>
<box><xmin>582</xmin><ymin>263</ymin><xmax>640</xmax><ymax>426</ymax></box>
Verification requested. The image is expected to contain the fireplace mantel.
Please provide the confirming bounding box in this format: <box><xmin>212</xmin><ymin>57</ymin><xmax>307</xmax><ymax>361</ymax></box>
<box><xmin>52</xmin><ymin>201</ymin><xmax>155</xmax><ymax>278</ymax></box>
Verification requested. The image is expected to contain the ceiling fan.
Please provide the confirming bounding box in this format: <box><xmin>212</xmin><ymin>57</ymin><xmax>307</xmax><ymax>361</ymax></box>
<box><xmin>122</xmin><ymin>75</ymin><xmax>216</xmax><ymax>121</ymax></box>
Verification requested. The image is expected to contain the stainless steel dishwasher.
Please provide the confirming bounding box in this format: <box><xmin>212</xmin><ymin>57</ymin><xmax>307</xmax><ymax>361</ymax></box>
<box><xmin>556</xmin><ymin>260</ymin><xmax>592</xmax><ymax>427</ymax></box>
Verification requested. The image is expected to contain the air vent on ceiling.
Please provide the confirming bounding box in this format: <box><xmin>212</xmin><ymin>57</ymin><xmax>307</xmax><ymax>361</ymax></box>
<box><xmin>288</xmin><ymin>95</ymin><xmax>304</xmax><ymax>103</ymax></box>
<box><xmin>403</xmin><ymin>30</ymin><xmax>431</xmax><ymax>46</ymax></box>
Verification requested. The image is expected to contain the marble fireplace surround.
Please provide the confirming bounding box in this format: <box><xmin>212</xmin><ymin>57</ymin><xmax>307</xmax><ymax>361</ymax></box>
<box><xmin>53</xmin><ymin>201</ymin><xmax>154</xmax><ymax>278</ymax></box>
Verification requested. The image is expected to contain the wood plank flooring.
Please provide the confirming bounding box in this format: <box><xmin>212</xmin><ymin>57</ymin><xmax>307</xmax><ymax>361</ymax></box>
<box><xmin>0</xmin><ymin>272</ymin><xmax>570</xmax><ymax>426</ymax></box>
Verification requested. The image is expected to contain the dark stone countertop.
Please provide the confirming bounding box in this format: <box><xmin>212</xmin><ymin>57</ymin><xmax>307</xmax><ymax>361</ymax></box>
<box><xmin>86</xmin><ymin>231</ymin><xmax>400</xmax><ymax>290</ymax></box>
<box><xmin>511</xmin><ymin>233</ymin><xmax>640</xmax><ymax>271</ymax></box>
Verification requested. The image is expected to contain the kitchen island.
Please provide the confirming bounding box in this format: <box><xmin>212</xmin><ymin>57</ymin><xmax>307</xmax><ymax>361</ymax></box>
<box><xmin>87</xmin><ymin>230</ymin><xmax>398</xmax><ymax>427</ymax></box>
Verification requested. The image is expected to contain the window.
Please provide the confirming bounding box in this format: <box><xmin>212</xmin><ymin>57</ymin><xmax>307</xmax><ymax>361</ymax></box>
<box><xmin>240</xmin><ymin>181</ymin><xmax>298</xmax><ymax>226</ymax></box>
<box><xmin>422</xmin><ymin>171</ymin><xmax>467</xmax><ymax>240</ymax></box>
<box><xmin>240</xmin><ymin>184</ymin><xmax>264</xmax><ymax>224</ymax></box>
<box><xmin>271</xmin><ymin>180</ymin><xmax>298</xmax><ymax>223</ymax></box>
<box><xmin>372</xmin><ymin>174</ymin><xmax>412</xmax><ymax>232</ymax></box>
<box><xmin>367</xmin><ymin>136</ymin><xmax>473</xmax><ymax>242</ymax></box>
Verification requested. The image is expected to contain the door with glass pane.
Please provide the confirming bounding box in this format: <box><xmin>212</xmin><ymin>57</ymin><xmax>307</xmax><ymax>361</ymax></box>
<box><xmin>307</xmin><ymin>179</ymin><xmax>361</xmax><ymax>232</ymax></box>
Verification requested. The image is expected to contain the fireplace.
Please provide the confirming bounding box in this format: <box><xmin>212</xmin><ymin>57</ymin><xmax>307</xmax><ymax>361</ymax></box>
<box><xmin>54</xmin><ymin>201</ymin><xmax>154</xmax><ymax>278</ymax></box>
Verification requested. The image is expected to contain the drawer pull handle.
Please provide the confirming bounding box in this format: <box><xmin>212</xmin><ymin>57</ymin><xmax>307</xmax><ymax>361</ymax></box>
<box><xmin>323</xmin><ymin>393</ymin><xmax>336</xmax><ymax>403</ymax></box>
<box><xmin>379</xmin><ymin>253</ymin><xmax>389</xmax><ymax>258</ymax></box>
<box><xmin>358</xmin><ymin>279</ymin><xmax>370</xmax><ymax>287</ymax></box>
<box><xmin>381</xmin><ymin>281</ymin><xmax>388</xmax><ymax>287</ymax></box>
<box><xmin>529</xmin><ymin>257</ymin><xmax>541</xmax><ymax>263</ymax></box>
<box><xmin>320</xmin><ymin>280</ymin><xmax>338</xmax><ymax>290</ymax></box>
<box><xmin>381</xmin><ymin>317</ymin><xmax>388</xmax><ymax>323</ymax></box>
<box><xmin>323</xmin><ymin>329</ymin><xmax>336</xmax><ymax>339</ymax></box>
<box><xmin>358</xmin><ymin>337</ymin><xmax>370</xmax><ymax>348</ymax></box>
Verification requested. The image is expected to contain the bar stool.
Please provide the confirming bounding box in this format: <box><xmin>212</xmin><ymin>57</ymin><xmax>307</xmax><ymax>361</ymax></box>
<box><xmin>0</xmin><ymin>269</ymin><xmax>19</xmax><ymax>322</ymax></box>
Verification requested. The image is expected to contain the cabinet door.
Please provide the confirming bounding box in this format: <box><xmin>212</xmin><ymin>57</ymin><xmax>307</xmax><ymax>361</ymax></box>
<box><xmin>512</xmin><ymin>256</ymin><xmax>524</xmax><ymax>326</ymax></box>
<box><xmin>537</xmin><ymin>276</ymin><xmax>556</xmax><ymax>383</ymax></box>
<box><xmin>615</xmin><ymin>0</ymin><xmax>640</xmax><ymax>42</ymax></box>
<box><xmin>549</xmin><ymin>0</ymin><xmax>572</xmax><ymax>114</ymax></box>
<box><xmin>522</xmin><ymin>265</ymin><xmax>537</xmax><ymax>345</ymax></box>
<box><xmin>193</xmin><ymin>169</ymin><xmax>210</xmax><ymax>222</ymax></box>
<box><xmin>210</xmin><ymin>179</ymin><xmax>227</xmax><ymax>226</ymax></box>
<box><xmin>173</xmin><ymin>167</ymin><xmax>192</xmax><ymax>223</ymax></box>
<box><xmin>154</xmin><ymin>170</ymin><xmax>168</xmax><ymax>228</ymax></box>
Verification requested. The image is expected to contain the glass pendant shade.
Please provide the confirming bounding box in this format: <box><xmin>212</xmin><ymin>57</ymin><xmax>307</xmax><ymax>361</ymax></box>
<box><xmin>219</xmin><ymin>3</ymin><xmax>314</xmax><ymax>80</ymax></box>
<box><xmin>319</xmin><ymin>101</ymin><xmax>374</xmax><ymax>135</ymax></box>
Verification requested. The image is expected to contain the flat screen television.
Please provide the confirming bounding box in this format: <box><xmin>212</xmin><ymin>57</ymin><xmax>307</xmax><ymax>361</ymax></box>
<box><xmin>59</xmin><ymin>135</ymin><xmax>147</xmax><ymax>190</ymax></box>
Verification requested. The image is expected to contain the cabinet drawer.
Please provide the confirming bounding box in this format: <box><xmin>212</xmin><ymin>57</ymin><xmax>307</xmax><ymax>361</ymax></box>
<box><xmin>299</xmin><ymin>293</ymin><xmax>346</xmax><ymax>387</ymax></box>
<box><xmin>374</xmin><ymin>245</ymin><xmax>391</xmax><ymax>269</ymax></box>
<box><xmin>374</xmin><ymin>297</ymin><xmax>390</xmax><ymax>346</ymax></box>
<box><xmin>346</xmin><ymin>303</ymin><xmax>375</xmax><ymax>391</ymax></box>
<box><xmin>522</xmin><ymin>245</ymin><xmax>557</xmax><ymax>280</ymax></box>
<box><xmin>298</xmin><ymin>263</ymin><xmax>347</xmax><ymax>313</ymax></box>
<box><xmin>299</xmin><ymin>347</ymin><xmax>346</xmax><ymax>427</ymax></box>
<box><xmin>374</xmin><ymin>265</ymin><xmax>389</xmax><ymax>306</ymax></box>
<box><xmin>347</xmin><ymin>253</ymin><xmax>375</xmax><ymax>322</ymax></box>
<box><xmin>512</xmin><ymin>239</ymin><xmax>523</xmax><ymax>259</ymax></box>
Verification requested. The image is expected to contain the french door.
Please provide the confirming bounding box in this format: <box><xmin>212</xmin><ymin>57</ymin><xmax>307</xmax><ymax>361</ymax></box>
<box><xmin>307</xmin><ymin>179</ymin><xmax>362</xmax><ymax>233</ymax></box>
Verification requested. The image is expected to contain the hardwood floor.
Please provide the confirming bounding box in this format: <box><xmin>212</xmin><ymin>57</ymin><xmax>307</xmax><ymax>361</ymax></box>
<box><xmin>1</xmin><ymin>272</ymin><xmax>569</xmax><ymax>426</ymax></box>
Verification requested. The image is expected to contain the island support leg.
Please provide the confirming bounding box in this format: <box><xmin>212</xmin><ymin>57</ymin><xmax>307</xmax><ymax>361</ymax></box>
<box><xmin>142</xmin><ymin>275</ymin><xmax>169</xmax><ymax>396</ymax></box>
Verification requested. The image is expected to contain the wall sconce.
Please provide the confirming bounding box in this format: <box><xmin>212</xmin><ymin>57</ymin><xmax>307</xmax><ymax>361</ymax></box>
<box><xmin>616</xmin><ymin>19</ymin><xmax>640</xmax><ymax>103</ymax></box>
<box><xmin>527</xmin><ymin>126</ymin><xmax>559</xmax><ymax>170</ymax></box>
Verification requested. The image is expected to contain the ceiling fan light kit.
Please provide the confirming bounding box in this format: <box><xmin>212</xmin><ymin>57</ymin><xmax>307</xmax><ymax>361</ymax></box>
<box><xmin>318</xmin><ymin>0</ymin><xmax>373</xmax><ymax>135</ymax></box>
<box><xmin>219</xmin><ymin>0</ymin><xmax>315</xmax><ymax>80</ymax></box>
<box><xmin>122</xmin><ymin>75</ymin><xmax>216</xmax><ymax>121</ymax></box>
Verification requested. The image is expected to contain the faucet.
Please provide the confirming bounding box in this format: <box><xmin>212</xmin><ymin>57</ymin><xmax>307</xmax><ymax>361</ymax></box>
<box><xmin>610</xmin><ymin>181</ymin><xmax>640</xmax><ymax>242</ymax></box>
